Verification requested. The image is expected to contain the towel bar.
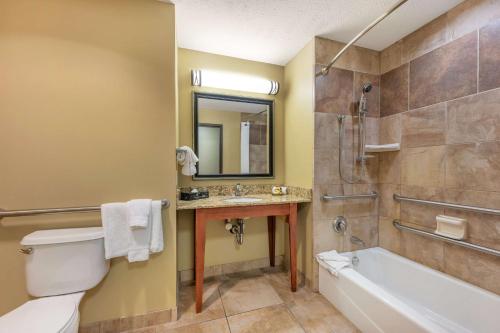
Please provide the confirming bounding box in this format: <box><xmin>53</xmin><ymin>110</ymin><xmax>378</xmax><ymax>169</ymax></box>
<box><xmin>393</xmin><ymin>220</ymin><xmax>500</xmax><ymax>257</ymax></box>
<box><xmin>0</xmin><ymin>199</ymin><xmax>170</xmax><ymax>220</ymax></box>
<box><xmin>322</xmin><ymin>191</ymin><xmax>378</xmax><ymax>201</ymax></box>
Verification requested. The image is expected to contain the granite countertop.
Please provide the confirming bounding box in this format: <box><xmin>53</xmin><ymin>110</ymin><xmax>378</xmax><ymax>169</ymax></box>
<box><xmin>177</xmin><ymin>193</ymin><xmax>311</xmax><ymax>210</ymax></box>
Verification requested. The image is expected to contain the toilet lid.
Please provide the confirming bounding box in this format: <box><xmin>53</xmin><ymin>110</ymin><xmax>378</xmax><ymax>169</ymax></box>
<box><xmin>0</xmin><ymin>293</ymin><xmax>80</xmax><ymax>333</ymax></box>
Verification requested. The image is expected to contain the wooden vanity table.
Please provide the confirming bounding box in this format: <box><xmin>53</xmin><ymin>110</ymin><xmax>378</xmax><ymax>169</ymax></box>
<box><xmin>177</xmin><ymin>194</ymin><xmax>310</xmax><ymax>313</ymax></box>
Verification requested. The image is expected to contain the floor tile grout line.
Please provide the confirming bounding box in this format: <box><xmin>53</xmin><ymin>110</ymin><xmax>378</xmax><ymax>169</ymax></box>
<box><xmin>283</xmin><ymin>306</ymin><xmax>307</xmax><ymax>333</ymax></box>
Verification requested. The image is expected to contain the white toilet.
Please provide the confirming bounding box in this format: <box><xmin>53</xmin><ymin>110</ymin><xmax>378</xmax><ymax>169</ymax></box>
<box><xmin>0</xmin><ymin>227</ymin><xmax>109</xmax><ymax>333</ymax></box>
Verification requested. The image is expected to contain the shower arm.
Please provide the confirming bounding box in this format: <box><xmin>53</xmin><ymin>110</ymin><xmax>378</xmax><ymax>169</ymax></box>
<box><xmin>317</xmin><ymin>0</ymin><xmax>409</xmax><ymax>76</ymax></box>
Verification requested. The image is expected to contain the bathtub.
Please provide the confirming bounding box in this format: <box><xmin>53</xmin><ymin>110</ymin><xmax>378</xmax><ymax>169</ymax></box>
<box><xmin>318</xmin><ymin>247</ymin><xmax>500</xmax><ymax>333</ymax></box>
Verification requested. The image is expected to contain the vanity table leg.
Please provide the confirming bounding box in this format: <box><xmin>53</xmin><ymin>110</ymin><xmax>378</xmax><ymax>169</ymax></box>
<box><xmin>267</xmin><ymin>216</ymin><xmax>276</xmax><ymax>267</ymax></box>
<box><xmin>289</xmin><ymin>204</ymin><xmax>297</xmax><ymax>292</ymax></box>
<box><xmin>195</xmin><ymin>210</ymin><xmax>207</xmax><ymax>313</ymax></box>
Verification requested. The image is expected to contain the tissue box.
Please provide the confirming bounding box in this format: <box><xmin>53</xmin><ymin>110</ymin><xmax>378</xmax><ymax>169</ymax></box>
<box><xmin>435</xmin><ymin>215</ymin><xmax>467</xmax><ymax>240</ymax></box>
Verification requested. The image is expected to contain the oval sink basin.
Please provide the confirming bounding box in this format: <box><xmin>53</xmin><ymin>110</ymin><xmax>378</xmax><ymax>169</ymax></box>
<box><xmin>224</xmin><ymin>197</ymin><xmax>263</xmax><ymax>203</ymax></box>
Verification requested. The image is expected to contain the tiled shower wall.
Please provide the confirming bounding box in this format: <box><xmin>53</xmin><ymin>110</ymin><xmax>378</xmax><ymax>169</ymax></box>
<box><xmin>313</xmin><ymin>37</ymin><xmax>381</xmax><ymax>287</ymax></box>
<box><xmin>313</xmin><ymin>0</ymin><xmax>500</xmax><ymax>294</ymax></box>
<box><xmin>378</xmin><ymin>1</ymin><xmax>500</xmax><ymax>294</ymax></box>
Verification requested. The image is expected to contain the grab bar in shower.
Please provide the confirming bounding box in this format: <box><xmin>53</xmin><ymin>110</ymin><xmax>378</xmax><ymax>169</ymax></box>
<box><xmin>393</xmin><ymin>220</ymin><xmax>500</xmax><ymax>257</ymax></box>
<box><xmin>322</xmin><ymin>191</ymin><xmax>378</xmax><ymax>201</ymax></box>
<box><xmin>0</xmin><ymin>199</ymin><xmax>170</xmax><ymax>220</ymax></box>
<box><xmin>393</xmin><ymin>194</ymin><xmax>500</xmax><ymax>216</ymax></box>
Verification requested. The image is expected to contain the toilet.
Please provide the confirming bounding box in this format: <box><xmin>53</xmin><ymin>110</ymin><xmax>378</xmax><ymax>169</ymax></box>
<box><xmin>0</xmin><ymin>227</ymin><xmax>109</xmax><ymax>333</ymax></box>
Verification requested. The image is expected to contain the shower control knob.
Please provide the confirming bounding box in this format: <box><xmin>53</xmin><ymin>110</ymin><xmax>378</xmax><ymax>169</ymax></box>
<box><xmin>333</xmin><ymin>216</ymin><xmax>347</xmax><ymax>234</ymax></box>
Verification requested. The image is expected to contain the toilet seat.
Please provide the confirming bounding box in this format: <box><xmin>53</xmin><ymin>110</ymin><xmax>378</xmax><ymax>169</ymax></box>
<box><xmin>0</xmin><ymin>292</ymin><xmax>83</xmax><ymax>333</ymax></box>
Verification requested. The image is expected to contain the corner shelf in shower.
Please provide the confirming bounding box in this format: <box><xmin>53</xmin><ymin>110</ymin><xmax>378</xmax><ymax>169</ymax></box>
<box><xmin>365</xmin><ymin>143</ymin><xmax>400</xmax><ymax>153</ymax></box>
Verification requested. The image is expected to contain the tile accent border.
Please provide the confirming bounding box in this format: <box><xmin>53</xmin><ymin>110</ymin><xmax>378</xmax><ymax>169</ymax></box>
<box><xmin>79</xmin><ymin>307</ymin><xmax>177</xmax><ymax>333</ymax></box>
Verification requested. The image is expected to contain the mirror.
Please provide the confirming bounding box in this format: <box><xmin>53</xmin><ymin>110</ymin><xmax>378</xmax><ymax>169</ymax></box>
<box><xmin>193</xmin><ymin>92</ymin><xmax>274</xmax><ymax>179</ymax></box>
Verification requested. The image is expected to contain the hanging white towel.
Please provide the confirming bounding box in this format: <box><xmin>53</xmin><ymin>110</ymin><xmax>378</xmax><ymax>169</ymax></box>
<box><xmin>126</xmin><ymin>199</ymin><xmax>152</xmax><ymax>229</ymax></box>
<box><xmin>240</xmin><ymin>122</ymin><xmax>250</xmax><ymax>173</ymax></box>
<box><xmin>101</xmin><ymin>203</ymin><xmax>129</xmax><ymax>259</ymax></box>
<box><xmin>150</xmin><ymin>200</ymin><xmax>164</xmax><ymax>253</ymax></box>
<box><xmin>177</xmin><ymin>146</ymin><xmax>199</xmax><ymax>176</ymax></box>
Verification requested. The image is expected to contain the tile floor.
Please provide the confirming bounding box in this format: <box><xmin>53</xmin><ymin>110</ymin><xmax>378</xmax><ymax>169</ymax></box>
<box><xmin>134</xmin><ymin>267</ymin><xmax>359</xmax><ymax>333</ymax></box>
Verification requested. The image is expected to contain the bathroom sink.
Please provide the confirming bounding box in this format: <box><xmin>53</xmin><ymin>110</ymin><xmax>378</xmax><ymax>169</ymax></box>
<box><xmin>224</xmin><ymin>197</ymin><xmax>263</xmax><ymax>203</ymax></box>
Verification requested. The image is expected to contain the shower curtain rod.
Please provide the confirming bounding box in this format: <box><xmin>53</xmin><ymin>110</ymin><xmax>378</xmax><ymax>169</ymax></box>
<box><xmin>317</xmin><ymin>0</ymin><xmax>409</xmax><ymax>76</ymax></box>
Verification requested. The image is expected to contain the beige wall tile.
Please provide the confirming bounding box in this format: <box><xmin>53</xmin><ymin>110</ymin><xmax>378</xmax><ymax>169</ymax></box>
<box><xmin>101</xmin><ymin>319</ymin><xmax>121</xmax><ymax>333</ymax></box>
<box><xmin>344</xmin><ymin>216</ymin><xmax>378</xmax><ymax>251</ymax></box>
<box><xmin>313</xmin><ymin>220</ymin><xmax>344</xmax><ymax>254</ymax></box>
<box><xmin>381</xmin><ymin>64</ymin><xmax>409</xmax><ymax>117</ymax></box>
<box><xmin>402</xmin><ymin>103</ymin><xmax>446</xmax><ymax>148</ymax></box>
<box><xmin>343</xmin><ymin>184</ymin><xmax>379</xmax><ymax>218</ymax></box>
<box><xmin>313</xmin><ymin>184</ymin><xmax>344</xmax><ymax>220</ymax></box>
<box><xmin>403</xmin><ymin>14</ymin><xmax>450</xmax><ymax>61</ymax></box>
<box><xmin>445</xmin><ymin>141</ymin><xmax>500</xmax><ymax>191</ymax></box>
<box><xmin>354</xmin><ymin>72</ymin><xmax>380</xmax><ymax>117</ymax></box>
<box><xmin>314</xmin><ymin>112</ymin><xmax>339</xmax><ymax>150</ymax></box>
<box><xmin>380</xmin><ymin>40</ymin><xmax>404</xmax><ymax>74</ymax></box>
<box><xmin>400</xmin><ymin>185</ymin><xmax>445</xmax><ymax>229</ymax></box>
<box><xmin>479</xmin><ymin>19</ymin><xmax>500</xmax><ymax>91</ymax></box>
<box><xmin>444</xmin><ymin>243</ymin><xmax>500</xmax><ymax>294</ymax></box>
<box><xmin>401</xmin><ymin>146</ymin><xmax>446</xmax><ymax>187</ymax></box>
<box><xmin>378</xmin><ymin>183</ymin><xmax>401</xmax><ymax>219</ymax></box>
<box><xmin>379</xmin><ymin>114</ymin><xmax>401</xmax><ymax>144</ymax></box>
<box><xmin>445</xmin><ymin>189</ymin><xmax>500</xmax><ymax>250</ymax></box>
<box><xmin>315</xmin><ymin>66</ymin><xmax>354</xmax><ymax>115</ymax></box>
<box><xmin>401</xmin><ymin>229</ymin><xmax>445</xmax><ymax>271</ymax></box>
<box><xmin>378</xmin><ymin>216</ymin><xmax>401</xmax><ymax>254</ymax></box>
<box><xmin>314</xmin><ymin>148</ymin><xmax>340</xmax><ymax>185</ymax></box>
<box><xmin>315</xmin><ymin>37</ymin><xmax>380</xmax><ymax>75</ymax></box>
<box><xmin>447</xmin><ymin>0</ymin><xmax>500</xmax><ymax>41</ymax></box>
<box><xmin>79</xmin><ymin>323</ymin><xmax>101</xmax><ymax>333</ymax></box>
<box><xmin>409</xmin><ymin>32</ymin><xmax>478</xmax><ymax>109</ymax></box>
<box><xmin>447</xmin><ymin>88</ymin><xmax>500</xmax><ymax>144</ymax></box>
<box><xmin>378</xmin><ymin>151</ymin><xmax>401</xmax><ymax>185</ymax></box>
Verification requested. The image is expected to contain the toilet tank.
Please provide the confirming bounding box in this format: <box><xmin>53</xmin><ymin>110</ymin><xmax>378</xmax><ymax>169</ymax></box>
<box><xmin>20</xmin><ymin>227</ymin><xmax>110</xmax><ymax>297</ymax></box>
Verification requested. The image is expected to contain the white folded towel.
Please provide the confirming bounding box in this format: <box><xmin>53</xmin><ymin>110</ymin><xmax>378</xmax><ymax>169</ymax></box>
<box><xmin>319</xmin><ymin>260</ymin><xmax>352</xmax><ymax>277</ymax></box>
<box><xmin>316</xmin><ymin>250</ymin><xmax>352</xmax><ymax>277</ymax></box>
<box><xmin>177</xmin><ymin>146</ymin><xmax>199</xmax><ymax>176</ymax></box>
<box><xmin>317</xmin><ymin>250</ymin><xmax>350</xmax><ymax>262</ymax></box>
<box><xmin>150</xmin><ymin>200</ymin><xmax>164</xmax><ymax>253</ymax></box>
<box><xmin>126</xmin><ymin>199</ymin><xmax>152</xmax><ymax>229</ymax></box>
<box><xmin>101</xmin><ymin>203</ymin><xmax>129</xmax><ymax>259</ymax></box>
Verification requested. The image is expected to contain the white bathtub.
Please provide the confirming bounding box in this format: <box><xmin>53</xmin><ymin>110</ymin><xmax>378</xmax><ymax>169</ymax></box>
<box><xmin>318</xmin><ymin>247</ymin><xmax>500</xmax><ymax>333</ymax></box>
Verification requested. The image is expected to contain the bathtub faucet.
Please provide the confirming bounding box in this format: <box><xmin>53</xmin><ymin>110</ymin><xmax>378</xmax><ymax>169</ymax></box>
<box><xmin>350</xmin><ymin>236</ymin><xmax>365</xmax><ymax>247</ymax></box>
<box><xmin>350</xmin><ymin>236</ymin><xmax>365</xmax><ymax>266</ymax></box>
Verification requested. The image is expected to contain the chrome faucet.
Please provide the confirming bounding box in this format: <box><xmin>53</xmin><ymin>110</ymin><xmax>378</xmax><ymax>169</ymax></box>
<box><xmin>234</xmin><ymin>183</ymin><xmax>242</xmax><ymax>196</ymax></box>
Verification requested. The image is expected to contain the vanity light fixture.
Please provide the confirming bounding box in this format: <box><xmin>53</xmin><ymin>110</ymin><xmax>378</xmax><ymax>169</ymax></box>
<box><xmin>191</xmin><ymin>69</ymin><xmax>279</xmax><ymax>95</ymax></box>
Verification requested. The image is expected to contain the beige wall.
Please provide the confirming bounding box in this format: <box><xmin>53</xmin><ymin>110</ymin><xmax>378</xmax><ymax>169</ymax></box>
<box><xmin>378</xmin><ymin>0</ymin><xmax>500</xmax><ymax>294</ymax></box>
<box><xmin>0</xmin><ymin>0</ymin><xmax>177</xmax><ymax>324</ymax></box>
<box><xmin>283</xmin><ymin>40</ymin><xmax>315</xmax><ymax>284</ymax></box>
<box><xmin>177</xmin><ymin>48</ymin><xmax>286</xmax><ymax>273</ymax></box>
<box><xmin>198</xmin><ymin>109</ymin><xmax>241</xmax><ymax>174</ymax></box>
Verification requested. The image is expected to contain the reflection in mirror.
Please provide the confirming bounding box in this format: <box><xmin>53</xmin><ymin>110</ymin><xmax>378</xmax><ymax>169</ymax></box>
<box><xmin>193</xmin><ymin>93</ymin><xmax>273</xmax><ymax>179</ymax></box>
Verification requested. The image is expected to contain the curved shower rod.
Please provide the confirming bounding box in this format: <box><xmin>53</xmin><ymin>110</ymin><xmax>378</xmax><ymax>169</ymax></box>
<box><xmin>317</xmin><ymin>0</ymin><xmax>409</xmax><ymax>76</ymax></box>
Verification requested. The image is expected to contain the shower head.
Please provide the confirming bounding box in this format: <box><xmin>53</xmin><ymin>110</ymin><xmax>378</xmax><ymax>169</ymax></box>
<box><xmin>362</xmin><ymin>83</ymin><xmax>372</xmax><ymax>94</ymax></box>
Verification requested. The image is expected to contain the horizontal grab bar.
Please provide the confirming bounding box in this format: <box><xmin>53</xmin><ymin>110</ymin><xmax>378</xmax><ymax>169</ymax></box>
<box><xmin>0</xmin><ymin>199</ymin><xmax>170</xmax><ymax>220</ymax></box>
<box><xmin>322</xmin><ymin>191</ymin><xmax>378</xmax><ymax>201</ymax></box>
<box><xmin>393</xmin><ymin>194</ymin><xmax>500</xmax><ymax>216</ymax></box>
<box><xmin>393</xmin><ymin>220</ymin><xmax>500</xmax><ymax>257</ymax></box>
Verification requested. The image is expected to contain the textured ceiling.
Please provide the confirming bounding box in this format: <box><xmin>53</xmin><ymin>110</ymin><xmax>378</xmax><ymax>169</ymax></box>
<box><xmin>171</xmin><ymin>0</ymin><xmax>464</xmax><ymax>65</ymax></box>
